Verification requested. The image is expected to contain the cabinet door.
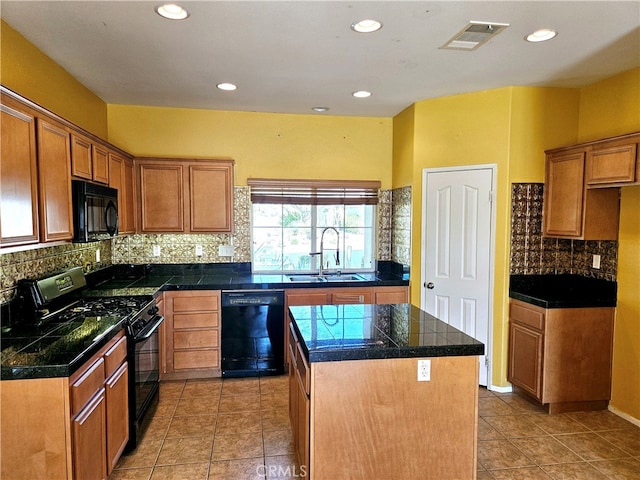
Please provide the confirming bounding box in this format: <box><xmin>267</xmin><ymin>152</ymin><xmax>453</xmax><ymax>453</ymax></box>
<box><xmin>586</xmin><ymin>143</ymin><xmax>637</xmax><ymax>185</ymax></box>
<box><xmin>105</xmin><ymin>362</ymin><xmax>129</xmax><ymax>475</ymax></box>
<box><xmin>108</xmin><ymin>153</ymin><xmax>124</xmax><ymax>233</ymax></box>
<box><xmin>189</xmin><ymin>163</ymin><xmax>233</xmax><ymax>232</ymax></box>
<box><xmin>37</xmin><ymin>119</ymin><xmax>74</xmax><ymax>242</ymax></box>
<box><xmin>0</xmin><ymin>102</ymin><xmax>39</xmax><ymax>246</ymax></box>
<box><xmin>331</xmin><ymin>289</ymin><xmax>372</xmax><ymax>304</ymax></box>
<box><xmin>286</xmin><ymin>291</ymin><xmax>330</xmax><ymax>306</ymax></box>
<box><xmin>70</xmin><ymin>133</ymin><xmax>93</xmax><ymax>180</ymax></box>
<box><xmin>373</xmin><ymin>286</ymin><xmax>408</xmax><ymax>304</ymax></box>
<box><xmin>72</xmin><ymin>389</ymin><xmax>107</xmax><ymax>480</ymax></box>
<box><xmin>92</xmin><ymin>144</ymin><xmax>110</xmax><ymax>184</ymax></box>
<box><xmin>295</xmin><ymin>369</ymin><xmax>310</xmax><ymax>470</ymax></box>
<box><xmin>543</xmin><ymin>151</ymin><xmax>585</xmax><ymax>237</ymax></box>
<box><xmin>122</xmin><ymin>158</ymin><xmax>136</xmax><ymax>233</ymax></box>
<box><xmin>139</xmin><ymin>163</ymin><xmax>185</xmax><ymax>232</ymax></box>
<box><xmin>507</xmin><ymin>322</ymin><xmax>543</xmax><ymax>400</ymax></box>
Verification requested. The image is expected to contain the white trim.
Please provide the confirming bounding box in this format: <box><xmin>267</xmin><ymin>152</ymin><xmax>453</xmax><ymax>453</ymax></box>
<box><xmin>608</xmin><ymin>405</ymin><xmax>640</xmax><ymax>428</ymax></box>
<box><xmin>420</xmin><ymin>164</ymin><xmax>497</xmax><ymax>388</ymax></box>
<box><xmin>488</xmin><ymin>384</ymin><xmax>513</xmax><ymax>394</ymax></box>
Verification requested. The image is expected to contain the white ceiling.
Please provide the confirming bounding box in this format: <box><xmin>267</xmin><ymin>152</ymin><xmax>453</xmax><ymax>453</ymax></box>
<box><xmin>2</xmin><ymin>1</ymin><xmax>639</xmax><ymax>117</ymax></box>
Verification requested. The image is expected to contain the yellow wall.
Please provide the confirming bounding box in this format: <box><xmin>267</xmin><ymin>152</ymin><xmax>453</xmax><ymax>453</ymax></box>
<box><xmin>0</xmin><ymin>20</ymin><xmax>108</xmax><ymax>138</ymax></box>
<box><xmin>392</xmin><ymin>104</ymin><xmax>415</xmax><ymax>188</ymax></box>
<box><xmin>107</xmin><ymin>104</ymin><xmax>392</xmax><ymax>187</ymax></box>
<box><xmin>578</xmin><ymin>67</ymin><xmax>640</xmax><ymax>420</ymax></box>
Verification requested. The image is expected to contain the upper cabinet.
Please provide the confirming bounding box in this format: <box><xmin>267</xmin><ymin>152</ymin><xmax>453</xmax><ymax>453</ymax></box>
<box><xmin>137</xmin><ymin>158</ymin><xmax>234</xmax><ymax>233</ymax></box>
<box><xmin>70</xmin><ymin>133</ymin><xmax>109</xmax><ymax>184</ymax></box>
<box><xmin>543</xmin><ymin>132</ymin><xmax>639</xmax><ymax>240</ymax></box>
<box><xmin>109</xmin><ymin>152</ymin><xmax>136</xmax><ymax>234</ymax></box>
<box><xmin>0</xmin><ymin>98</ymin><xmax>39</xmax><ymax>246</ymax></box>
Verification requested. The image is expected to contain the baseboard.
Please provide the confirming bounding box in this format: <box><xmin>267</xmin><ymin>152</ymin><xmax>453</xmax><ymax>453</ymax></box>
<box><xmin>608</xmin><ymin>404</ymin><xmax>640</xmax><ymax>428</ymax></box>
<box><xmin>488</xmin><ymin>384</ymin><xmax>513</xmax><ymax>393</ymax></box>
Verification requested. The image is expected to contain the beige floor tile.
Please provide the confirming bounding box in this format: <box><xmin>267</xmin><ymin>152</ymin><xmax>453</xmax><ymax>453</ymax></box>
<box><xmin>260</xmin><ymin>393</ymin><xmax>288</xmax><ymax>411</ymax></box>
<box><xmin>541</xmin><ymin>462</ymin><xmax>609</xmax><ymax>479</ymax></box>
<box><xmin>218</xmin><ymin>394</ymin><xmax>261</xmax><ymax>413</ymax></box>
<box><xmin>495</xmin><ymin>393</ymin><xmax>547</xmax><ymax>414</ymax></box>
<box><xmin>489</xmin><ymin>466</ymin><xmax>553</xmax><ymax>479</ymax></box>
<box><xmin>261</xmin><ymin>408</ymin><xmax>291</xmax><ymax>431</ymax></box>
<box><xmin>174</xmin><ymin>396</ymin><xmax>220</xmax><ymax>416</ymax></box>
<box><xmin>182</xmin><ymin>379</ymin><xmax>223</xmax><ymax>398</ymax></box>
<box><xmin>569</xmin><ymin>411</ymin><xmax>636</xmax><ymax>432</ymax></box>
<box><xmin>142</xmin><ymin>415</ymin><xmax>172</xmax><ymax>441</ymax></box>
<box><xmin>479</xmin><ymin>417</ymin><xmax>505</xmax><ymax>441</ymax></box>
<box><xmin>150</xmin><ymin>463</ymin><xmax>209</xmax><ymax>480</ymax></box>
<box><xmin>259</xmin><ymin>376</ymin><xmax>289</xmax><ymax>395</ymax></box>
<box><xmin>264</xmin><ymin>454</ymin><xmax>303</xmax><ymax>479</ymax></box>
<box><xmin>116</xmin><ymin>439</ymin><xmax>163</xmax><ymax>469</ymax></box>
<box><xmin>263</xmin><ymin>430</ymin><xmax>295</xmax><ymax>457</ymax></box>
<box><xmin>484</xmin><ymin>415</ymin><xmax>548</xmax><ymax>438</ymax></box>
<box><xmin>216</xmin><ymin>411</ymin><xmax>263</xmax><ymax>435</ymax></box>
<box><xmin>526</xmin><ymin>413</ymin><xmax>590</xmax><ymax>435</ymax></box>
<box><xmin>209</xmin><ymin>457</ymin><xmax>265</xmax><ymax>480</ymax></box>
<box><xmin>479</xmin><ymin>396</ymin><xmax>518</xmax><ymax>417</ymax></box>
<box><xmin>478</xmin><ymin>387</ymin><xmax>496</xmax><ymax>398</ymax></box>
<box><xmin>212</xmin><ymin>433</ymin><xmax>264</xmax><ymax>461</ymax></box>
<box><xmin>478</xmin><ymin>439</ymin><xmax>534</xmax><ymax>470</ymax></box>
<box><xmin>153</xmin><ymin>401</ymin><xmax>178</xmax><ymax>418</ymax></box>
<box><xmin>554</xmin><ymin>432</ymin><xmax>630</xmax><ymax>461</ymax></box>
<box><xmin>511</xmin><ymin>436</ymin><xmax>583</xmax><ymax>465</ymax></box>
<box><xmin>596</xmin><ymin>427</ymin><xmax>640</xmax><ymax>457</ymax></box>
<box><xmin>108</xmin><ymin>467</ymin><xmax>153</xmax><ymax>480</ymax></box>
<box><xmin>159</xmin><ymin>381</ymin><xmax>185</xmax><ymax>399</ymax></box>
<box><xmin>156</xmin><ymin>436</ymin><xmax>214</xmax><ymax>465</ymax></box>
<box><xmin>477</xmin><ymin>471</ymin><xmax>495</xmax><ymax>479</ymax></box>
<box><xmin>166</xmin><ymin>415</ymin><xmax>217</xmax><ymax>438</ymax></box>
<box><xmin>221</xmin><ymin>378</ymin><xmax>260</xmax><ymax>396</ymax></box>
<box><xmin>590</xmin><ymin>457</ymin><xmax>640</xmax><ymax>479</ymax></box>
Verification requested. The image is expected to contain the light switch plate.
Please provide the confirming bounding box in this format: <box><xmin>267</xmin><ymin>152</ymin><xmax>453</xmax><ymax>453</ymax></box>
<box><xmin>95</xmin><ymin>249</ymin><xmax>100</xmax><ymax>263</ymax></box>
<box><xmin>592</xmin><ymin>254</ymin><xmax>601</xmax><ymax>269</ymax></box>
<box><xmin>195</xmin><ymin>245</ymin><xmax>203</xmax><ymax>256</ymax></box>
<box><xmin>219</xmin><ymin>245</ymin><xmax>234</xmax><ymax>257</ymax></box>
<box><xmin>153</xmin><ymin>245</ymin><xmax>161</xmax><ymax>257</ymax></box>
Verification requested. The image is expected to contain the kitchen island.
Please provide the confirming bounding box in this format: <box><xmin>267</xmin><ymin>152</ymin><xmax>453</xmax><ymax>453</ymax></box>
<box><xmin>287</xmin><ymin>303</ymin><xmax>484</xmax><ymax>480</ymax></box>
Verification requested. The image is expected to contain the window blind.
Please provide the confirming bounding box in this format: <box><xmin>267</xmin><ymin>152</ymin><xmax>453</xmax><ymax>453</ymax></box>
<box><xmin>248</xmin><ymin>178</ymin><xmax>381</xmax><ymax>205</ymax></box>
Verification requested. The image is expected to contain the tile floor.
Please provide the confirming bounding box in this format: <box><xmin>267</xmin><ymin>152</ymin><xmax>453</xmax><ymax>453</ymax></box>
<box><xmin>110</xmin><ymin>377</ymin><xmax>640</xmax><ymax>480</ymax></box>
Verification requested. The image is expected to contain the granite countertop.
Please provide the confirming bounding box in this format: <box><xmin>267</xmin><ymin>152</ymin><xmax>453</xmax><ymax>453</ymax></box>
<box><xmin>288</xmin><ymin>303</ymin><xmax>484</xmax><ymax>363</ymax></box>
<box><xmin>509</xmin><ymin>274</ymin><xmax>617</xmax><ymax>309</ymax></box>
<box><xmin>1</xmin><ymin>262</ymin><xmax>409</xmax><ymax>380</ymax></box>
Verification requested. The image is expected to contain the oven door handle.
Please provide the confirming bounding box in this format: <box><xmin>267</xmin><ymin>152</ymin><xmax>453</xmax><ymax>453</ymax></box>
<box><xmin>133</xmin><ymin>315</ymin><xmax>164</xmax><ymax>343</ymax></box>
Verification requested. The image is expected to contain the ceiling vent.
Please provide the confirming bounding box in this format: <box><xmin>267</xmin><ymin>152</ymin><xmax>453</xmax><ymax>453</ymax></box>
<box><xmin>441</xmin><ymin>21</ymin><xmax>509</xmax><ymax>51</ymax></box>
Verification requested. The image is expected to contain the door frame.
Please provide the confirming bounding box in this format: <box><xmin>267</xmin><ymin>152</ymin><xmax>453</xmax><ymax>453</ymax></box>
<box><xmin>420</xmin><ymin>164</ymin><xmax>497</xmax><ymax>387</ymax></box>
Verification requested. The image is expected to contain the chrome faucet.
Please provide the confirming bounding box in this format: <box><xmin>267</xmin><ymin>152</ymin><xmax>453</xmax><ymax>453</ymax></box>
<box><xmin>310</xmin><ymin>227</ymin><xmax>340</xmax><ymax>276</ymax></box>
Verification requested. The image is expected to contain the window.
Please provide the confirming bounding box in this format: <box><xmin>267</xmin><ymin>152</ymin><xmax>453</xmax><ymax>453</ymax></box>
<box><xmin>249</xmin><ymin>179</ymin><xmax>379</xmax><ymax>273</ymax></box>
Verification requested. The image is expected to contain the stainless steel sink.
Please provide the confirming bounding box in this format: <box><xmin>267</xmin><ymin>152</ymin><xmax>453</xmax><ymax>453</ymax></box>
<box><xmin>288</xmin><ymin>274</ymin><xmax>365</xmax><ymax>283</ymax></box>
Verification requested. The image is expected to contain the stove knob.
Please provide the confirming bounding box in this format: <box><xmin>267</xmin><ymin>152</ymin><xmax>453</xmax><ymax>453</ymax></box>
<box><xmin>147</xmin><ymin>305</ymin><xmax>159</xmax><ymax>316</ymax></box>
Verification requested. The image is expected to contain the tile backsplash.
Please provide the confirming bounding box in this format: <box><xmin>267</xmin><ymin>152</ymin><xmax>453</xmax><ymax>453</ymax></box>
<box><xmin>510</xmin><ymin>183</ymin><xmax>617</xmax><ymax>280</ymax></box>
<box><xmin>1</xmin><ymin>186</ymin><xmax>412</xmax><ymax>304</ymax></box>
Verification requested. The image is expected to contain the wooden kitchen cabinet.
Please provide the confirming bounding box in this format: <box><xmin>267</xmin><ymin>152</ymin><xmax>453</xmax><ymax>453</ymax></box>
<box><xmin>137</xmin><ymin>158</ymin><xmax>234</xmax><ymax>233</ymax></box>
<box><xmin>72</xmin><ymin>388</ymin><xmax>107</xmax><ymax>480</ymax></box>
<box><xmin>162</xmin><ymin>290</ymin><xmax>222</xmax><ymax>380</ymax></box>
<box><xmin>109</xmin><ymin>152</ymin><xmax>136</xmax><ymax>234</ymax></box>
<box><xmin>288</xmin><ymin>324</ymin><xmax>310</xmax><ymax>472</ymax></box>
<box><xmin>586</xmin><ymin>134</ymin><xmax>639</xmax><ymax>186</ymax></box>
<box><xmin>373</xmin><ymin>286</ymin><xmax>409</xmax><ymax>304</ymax></box>
<box><xmin>37</xmin><ymin>118</ymin><xmax>74</xmax><ymax>242</ymax></box>
<box><xmin>70</xmin><ymin>133</ymin><xmax>109</xmax><ymax>184</ymax></box>
<box><xmin>0</xmin><ymin>97</ymin><xmax>39</xmax><ymax>246</ymax></box>
<box><xmin>507</xmin><ymin>299</ymin><xmax>615</xmax><ymax>413</ymax></box>
<box><xmin>103</xmin><ymin>336</ymin><xmax>129</xmax><ymax>474</ymax></box>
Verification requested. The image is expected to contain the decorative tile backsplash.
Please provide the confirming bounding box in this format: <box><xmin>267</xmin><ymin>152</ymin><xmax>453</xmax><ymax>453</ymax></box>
<box><xmin>510</xmin><ymin>183</ymin><xmax>617</xmax><ymax>280</ymax></box>
<box><xmin>1</xmin><ymin>186</ymin><xmax>413</xmax><ymax>304</ymax></box>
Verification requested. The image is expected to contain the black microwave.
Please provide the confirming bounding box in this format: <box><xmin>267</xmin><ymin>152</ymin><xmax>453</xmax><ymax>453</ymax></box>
<box><xmin>72</xmin><ymin>180</ymin><xmax>118</xmax><ymax>243</ymax></box>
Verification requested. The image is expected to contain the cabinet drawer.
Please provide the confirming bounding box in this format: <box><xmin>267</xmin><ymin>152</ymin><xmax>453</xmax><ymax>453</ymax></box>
<box><xmin>174</xmin><ymin>349</ymin><xmax>219</xmax><ymax>370</ymax></box>
<box><xmin>104</xmin><ymin>335</ymin><xmax>127</xmax><ymax>378</ymax></box>
<box><xmin>295</xmin><ymin>341</ymin><xmax>310</xmax><ymax>396</ymax></box>
<box><xmin>287</xmin><ymin>292</ymin><xmax>330</xmax><ymax>306</ymax></box>
<box><xmin>331</xmin><ymin>291</ymin><xmax>372</xmax><ymax>304</ymax></box>
<box><xmin>174</xmin><ymin>312</ymin><xmax>219</xmax><ymax>329</ymax></box>
<box><xmin>174</xmin><ymin>330</ymin><xmax>219</xmax><ymax>349</ymax></box>
<box><xmin>71</xmin><ymin>357</ymin><xmax>105</xmax><ymax>416</ymax></box>
<box><xmin>510</xmin><ymin>301</ymin><xmax>545</xmax><ymax>331</ymax></box>
<box><xmin>173</xmin><ymin>294</ymin><xmax>219</xmax><ymax>312</ymax></box>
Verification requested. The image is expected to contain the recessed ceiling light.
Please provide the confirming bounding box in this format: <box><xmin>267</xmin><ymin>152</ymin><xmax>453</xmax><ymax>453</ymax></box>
<box><xmin>526</xmin><ymin>29</ymin><xmax>557</xmax><ymax>43</ymax></box>
<box><xmin>351</xmin><ymin>19</ymin><xmax>382</xmax><ymax>33</ymax></box>
<box><xmin>352</xmin><ymin>90</ymin><xmax>372</xmax><ymax>98</ymax></box>
<box><xmin>217</xmin><ymin>83</ymin><xmax>237</xmax><ymax>91</ymax></box>
<box><xmin>155</xmin><ymin>4</ymin><xmax>189</xmax><ymax>20</ymax></box>
<box><xmin>312</xmin><ymin>107</ymin><xmax>329</xmax><ymax>112</ymax></box>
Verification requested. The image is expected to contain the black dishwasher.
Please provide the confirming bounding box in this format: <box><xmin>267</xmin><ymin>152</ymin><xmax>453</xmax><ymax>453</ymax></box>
<box><xmin>221</xmin><ymin>290</ymin><xmax>285</xmax><ymax>377</ymax></box>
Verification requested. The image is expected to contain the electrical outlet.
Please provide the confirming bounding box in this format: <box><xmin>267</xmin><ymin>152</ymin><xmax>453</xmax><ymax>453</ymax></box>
<box><xmin>219</xmin><ymin>245</ymin><xmax>234</xmax><ymax>257</ymax></box>
<box><xmin>153</xmin><ymin>245</ymin><xmax>161</xmax><ymax>257</ymax></box>
<box><xmin>195</xmin><ymin>245</ymin><xmax>203</xmax><ymax>256</ymax></box>
<box><xmin>95</xmin><ymin>249</ymin><xmax>100</xmax><ymax>263</ymax></box>
<box><xmin>417</xmin><ymin>359</ymin><xmax>431</xmax><ymax>382</ymax></box>
<box><xmin>592</xmin><ymin>254</ymin><xmax>601</xmax><ymax>269</ymax></box>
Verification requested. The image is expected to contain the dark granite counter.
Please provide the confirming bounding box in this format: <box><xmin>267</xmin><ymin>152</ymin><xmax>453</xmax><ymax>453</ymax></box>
<box><xmin>288</xmin><ymin>303</ymin><xmax>484</xmax><ymax>363</ymax></box>
<box><xmin>509</xmin><ymin>274</ymin><xmax>617</xmax><ymax>309</ymax></box>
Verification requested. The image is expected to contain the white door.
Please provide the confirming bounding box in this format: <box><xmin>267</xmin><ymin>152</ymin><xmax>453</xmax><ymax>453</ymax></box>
<box><xmin>421</xmin><ymin>167</ymin><xmax>494</xmax><ymax>386</ymax></box>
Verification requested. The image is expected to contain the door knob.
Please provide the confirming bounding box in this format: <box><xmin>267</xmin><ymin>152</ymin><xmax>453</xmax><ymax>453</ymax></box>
<box><xmin>425</xmin><ymin>282</ymin><xmax>435</xmax><ymax>289</ymax></box>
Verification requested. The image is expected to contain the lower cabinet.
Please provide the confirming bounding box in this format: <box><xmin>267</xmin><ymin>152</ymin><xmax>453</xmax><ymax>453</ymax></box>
<box><xmin>508</xmin><ymin>299</ymin><xmax>615</xmax><ymax>413</ymax></box>
<box><xmin>288</xmin><ymin>324</ymin><xmax>310</xmax><ymax>473</ymax></box>
<box><xmin>0</xmin><ymin>331</ymin><xmax>128</xmax><ymax>480</ymax></box>
<box><xmin>161</xmin><ymin>290</ymin><xmax>221</xmax><ymax>380</ymax></box>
